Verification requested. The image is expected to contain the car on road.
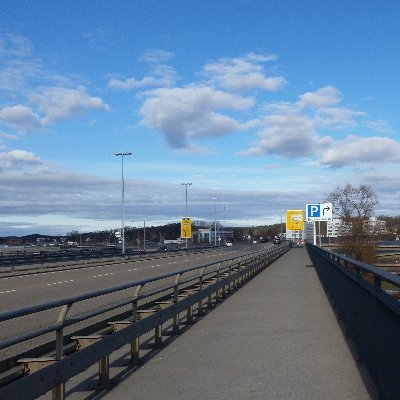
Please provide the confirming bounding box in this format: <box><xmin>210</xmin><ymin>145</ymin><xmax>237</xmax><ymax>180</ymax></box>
<box><xmin>159</xmin><ymin>245</ymin><xmax>168</xmax><ymax>251</ymax></box>
<box><xmin>273</xmin><ymin>236</ymin><xmax>281</xmax><ymax>244</ymax></box>
<box><xmin>226</xmin><ymin>241</ymin><xmax>233</xmax><ymax>247</ymax></box>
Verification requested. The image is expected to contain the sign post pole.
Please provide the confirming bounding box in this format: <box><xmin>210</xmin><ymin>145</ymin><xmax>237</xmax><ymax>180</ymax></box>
<box><xmin>313</xmin><ymin>222</ymin><xmax>316</xmax><ymax>246</ymax></box>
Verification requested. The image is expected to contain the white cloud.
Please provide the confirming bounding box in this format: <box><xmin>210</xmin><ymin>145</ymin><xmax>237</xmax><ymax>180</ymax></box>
<box><xmin>365</xmin><ymin>119</ymin><xmax>393</xmax><ymax>133</ymax></box>
<box><xmin>108</xmin><ymin>65</ymin><xmax>177</xmax><ymax>90</ymax></box>
<box><xmin>108</xmin><ymin>49</ymin><xmax>177</xmax><ymax>91</ymax></box>
<box><xmin>299</xmin><ymin>86</ymin><xmax>341</xmax><ymax>109</ymax></box>
<box><xmin>0</xmin><ymin>105</ymin><xmax>42</xmax><ymax>132</ymax></box>
<box><xmin>238</xmin><ymin>112</ymin><xmax>331</xmax><ymax>158</ymax></box>
<box><xmin>108</xmin><ymin>76</ymin><xmax>163</xmax><ymax>90</ymax></box>
<box><xmin>139</xmin><ymin>86</ymin><xmax>254</xmax><ymax>149</ymax></box>
<box><xmin>239</xmin><ymin>86</ymin><xmax>366</xmax><ymax>160</ymax></box>
<box><xmin>203</xmin><ymin>53</ymin><xmax>286</xmax><ymax>92</ymax></box>
<box><xmin>29</xmin><ymin>86</ymin><xmax>109</xmax><ymax>125</ymax></box>
<box><xmin>141</xmin><ymin>49</ymin><xmax>175</xmax><ymax>64</ymax></box>
<box><xmin>319</xmin><ymin>136</ymin><xmax>400</xmax><ymax>167</ymax></box>
<box><xmin>0</xmin><ymin>149</ymin><xmax>42</xmax><ymax>169</ymax></box>
<box><xmin>316</xmin><ymin>107</ymin><xmax>365</xmax><ymax>129</ymax></box>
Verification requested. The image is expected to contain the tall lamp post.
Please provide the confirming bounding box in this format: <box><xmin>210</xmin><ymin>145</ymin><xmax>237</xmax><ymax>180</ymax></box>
<box><xmin>114</xmin><ymin>152</ymin><xmax>132</xmax><ymax>256</ymax></box>
<box><xmin>180</xmin><ymin>182</ymin><xmax>192</xmax><ymax>250</ymax></box>
<box><xmin>212</xmin><ymin>197</ymin><xmax>219</xmax><ymax>247</ymax></box>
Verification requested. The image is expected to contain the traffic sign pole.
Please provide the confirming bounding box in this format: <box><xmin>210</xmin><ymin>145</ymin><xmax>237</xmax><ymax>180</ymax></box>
<box><xmin>313</xmin><ymin>222</ymin><xmax>316</xmax><ymax>246</ymax></box>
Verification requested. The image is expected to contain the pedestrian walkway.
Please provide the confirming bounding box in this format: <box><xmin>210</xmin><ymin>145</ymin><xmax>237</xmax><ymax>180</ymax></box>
<box><xmin>102</xmin><ymin>247</ymin><xmax>377</xmax><ymax>400</ymax></box>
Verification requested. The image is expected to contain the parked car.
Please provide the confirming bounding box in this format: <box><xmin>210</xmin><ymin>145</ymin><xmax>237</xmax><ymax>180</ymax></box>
<box><xmin>226</xmin><ymin>241</ymin><xmax>233</xmax><ymax>247</ymax></box>
<box><xmin>159</xmin><ymin>245</ymin><xmax>168</xmax><ymax>251</ymax></box>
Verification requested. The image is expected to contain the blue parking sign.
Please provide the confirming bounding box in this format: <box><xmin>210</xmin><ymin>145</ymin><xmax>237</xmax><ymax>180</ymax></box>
<box><xmin>306</xmin><ymin>203</ymin><xmax>333</xmax><ymax>221</ymax></box>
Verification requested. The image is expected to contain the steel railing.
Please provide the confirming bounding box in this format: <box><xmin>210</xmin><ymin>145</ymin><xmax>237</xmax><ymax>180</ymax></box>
<box><xmin>0</xmin><ymin>243</ymin><xmax>290</xmax><ymax>400</ymax></box>
<box><xmin>306</xmin><ymin>243</ymin><xmax>400</xmax><ymax>400</ymax></box>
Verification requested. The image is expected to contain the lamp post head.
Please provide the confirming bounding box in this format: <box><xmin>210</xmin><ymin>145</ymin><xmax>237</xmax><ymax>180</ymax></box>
<box><xmin>114</xmin><ymin>152</ymin><xmax>133</xmax><ymax>156</ymax></box>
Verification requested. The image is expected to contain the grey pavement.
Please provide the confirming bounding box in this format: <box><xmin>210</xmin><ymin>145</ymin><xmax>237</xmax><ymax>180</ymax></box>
<box><xmin>102</xmin><ymin>247</ymin><xmax>377</xmax><ymax>400</ymax></box>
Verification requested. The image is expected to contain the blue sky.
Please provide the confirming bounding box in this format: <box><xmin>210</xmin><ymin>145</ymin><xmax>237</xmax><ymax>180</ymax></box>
<box><xmin>1</xmin><ymin>0</ymin><xmax>399</xmax><ymax>235</ymax></box>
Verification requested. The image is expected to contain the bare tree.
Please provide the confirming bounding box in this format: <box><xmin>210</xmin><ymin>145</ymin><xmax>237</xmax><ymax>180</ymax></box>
<box><xmin>326</xmin><ymin>184</ymin><xmax>379</xmax><ymax>263</ymax></box>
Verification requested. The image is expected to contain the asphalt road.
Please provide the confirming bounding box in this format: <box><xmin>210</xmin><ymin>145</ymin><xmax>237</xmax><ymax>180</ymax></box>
<box><xmin>0</xmin><ymin>243</ymin><xmax>271</xmax><ymax>362</ymax></box>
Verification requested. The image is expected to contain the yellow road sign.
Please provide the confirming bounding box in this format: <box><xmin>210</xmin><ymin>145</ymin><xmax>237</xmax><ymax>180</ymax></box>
<box><xmin>181</xmin><ymin>217</ymin><xmax>192</xmax><ymax>238</ymax></box>
<box><xmin>286</xmin><ymin>210</ymin><xmax>304</xmax><ymax>230</ymax></box>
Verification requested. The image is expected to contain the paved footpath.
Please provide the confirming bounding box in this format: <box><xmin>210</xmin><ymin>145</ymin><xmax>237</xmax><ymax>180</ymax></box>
<box><xmin>103</xmin><ymin>247</ymin><xmax>378</xmax><ymax>400</ymax></box>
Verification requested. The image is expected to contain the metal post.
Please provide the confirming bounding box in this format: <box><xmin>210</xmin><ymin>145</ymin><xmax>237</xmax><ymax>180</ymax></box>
<box><xmin>313</xmin><ymin>221</ymin><xmax>317</xmax><ymax>246</ymax></box>
<box><xmin>114</xmin><ymin>152</ymin><xmax>132</xmax><ymax>256</ymax></box>
<box><xmin>180</xmin><ymin>183</ymin><xmax>192</xmax><ymax>250</ymax></box>
<box><xmin>143</xmin><ymin>220</ymin><xmax>146</xmax><ymax>251</ymax></box>
<box><xmin>318</xmin><ymin>221</ymin><xmax>322</xmax><ymax>247</ymax></box>
<box><xmin>213</xmin><ymin>197</ymin><xmax>219</xmax><ymax>247</ymax></box>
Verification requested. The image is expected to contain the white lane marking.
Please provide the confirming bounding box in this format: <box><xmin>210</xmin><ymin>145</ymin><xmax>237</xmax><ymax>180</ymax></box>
<box><xmin>0</xmin><ymin>289</ymin><xmax>17</xmax><ymax>294</ymax></box>
<box><xmin>156</xmin><ymin>264</ymin><xmax>160</xmax><ymax>267</ymax></box>
<box><xmin>184</xmin><ymin>259</ymin><xmax>189</xmax><ymax>262</ymax></box>
<box><xmin>46</xmin><ymin>280</ymin><xmax>74</xmax><ymax>286</ymax></box>
<box><xmin>93</xmin><ymin>272</ymin><xmax>115</xmax><ymax>277</ymax></box>
<box><xmin>128</xmin><ymin>268</ymin><xmax>138</xmax><ymax>272</ymax></box>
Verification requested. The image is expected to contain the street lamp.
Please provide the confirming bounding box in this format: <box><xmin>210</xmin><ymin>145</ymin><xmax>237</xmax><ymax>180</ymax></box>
<box><xmin>212</xmin><ymin>197</ymin><xmax>219</xmax><ymax>247</ymax></box>
<box><xmin>114</xmin><ymin>152</ymin><xmax>132</xmax><ymax>256</ymax></box>
<box><xmin>180</xmin><ymin>183</ymin><xmax>192</xmax><ymax>217</ymax></box>
<box><xmin>180</xmin><ymin>182</ymin><xmax>192</xmax><ymax>250</ymax></box>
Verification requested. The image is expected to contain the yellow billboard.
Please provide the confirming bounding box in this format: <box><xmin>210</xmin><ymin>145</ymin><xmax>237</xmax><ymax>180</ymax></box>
<box><xmin>286</xmin><ymin>210</ymin><xmax>304</xmax><ymax>231</ymax></box>
<box><xmin>181</xmin><ymin>217</ymin><xmax>192</xmax><ymax>238</ymax></box>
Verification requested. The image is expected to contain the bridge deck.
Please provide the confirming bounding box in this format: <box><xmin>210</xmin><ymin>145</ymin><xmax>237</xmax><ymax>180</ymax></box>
<box><xmin>102</xmin><ymin>247</ymin><xmax>377</xmax><ymax>400</ymax></box>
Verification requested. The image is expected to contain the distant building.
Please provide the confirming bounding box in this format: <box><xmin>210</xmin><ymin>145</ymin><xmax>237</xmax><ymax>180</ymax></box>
<box><xmin>196</xmin><ymin>228</ymin><xmax>233</xmax><ymax>243</ymax></box>
<box><xmin>326</xmin><ymin>217</ymin><xmax>386</xmax><ymax>238</ymax></box>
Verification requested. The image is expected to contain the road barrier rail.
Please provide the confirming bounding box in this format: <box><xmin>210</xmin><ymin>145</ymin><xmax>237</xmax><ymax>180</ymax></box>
<box><xmin>0</xmin><ymin>243</ymin><xmax>290</xmax><ymax>400</ymax></box>
<box><xmin>306</xmin><ymin>243</ymin><xmax>400</xmax><ymax>400</ymax></box>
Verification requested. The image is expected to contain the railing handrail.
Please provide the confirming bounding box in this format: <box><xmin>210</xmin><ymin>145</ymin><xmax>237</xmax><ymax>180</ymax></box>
<box><xmin>0</xmin><ymin>246</ymin><xmax>285</xmax><ymax>351</ymax></box>
<box><xmin>309</xmin><ymin>244</ymin><xmax>400</xmax><ymax>289</ymax></box>
<box><xmin>0</xmin><ymin>247</ymin><xmax>261</xmax><ymax>322</ymax></box>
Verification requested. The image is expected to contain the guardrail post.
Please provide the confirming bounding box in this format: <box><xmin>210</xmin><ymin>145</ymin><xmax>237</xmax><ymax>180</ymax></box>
<box><xmin>198</xmin><ymin>267</ymin><xmax>206</xmax><ymax>315</ymax></box>
<box><xmin>131</xmin><ymin>284</ymin><xmax>142</xmax><ymax>364</ymax></box>
<box><xmin>215</xmin><ymin>262</ymin><xmax>221</xmax><ymax>303</ymax></box>
<box><xmin>173</xmin><ymin>273</ymin><xmax>182</xmax><ymax>333</ymax></box>
<box><xmin>54</xmin><ymin>303</ymin><xmax>72</xmax><ymax>400</ymax></box>
<box><xmin>227</xmin><ymin>260</ymin><xmax>233</xmax><ymax>293</ymax></box>
<box><xmin>374</xmin><ymin>275</ymin><xmax>382</xmax><ymax>291</ymax></box>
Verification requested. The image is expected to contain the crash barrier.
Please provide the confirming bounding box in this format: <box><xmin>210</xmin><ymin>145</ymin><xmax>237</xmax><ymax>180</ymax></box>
<box><xmin>0</xmin><ymin>245</ymin><xmax>214</xmax><ymax>273</ymax></box>
<box><xmin>0</xmin><ymin>243</ymin><xmax>290</xmax><ymax>400</ymax></box>
<box><xmin>306</xmin><ymin>243</ymin><xmax>400</xmax><ymax>400</ymax></box>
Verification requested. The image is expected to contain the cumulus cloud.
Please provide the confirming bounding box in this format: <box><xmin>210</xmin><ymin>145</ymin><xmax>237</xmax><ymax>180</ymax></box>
<box><xmin>108</xmin><ymin>65</ymin><xmax>177</xmax><ymax>90</ymax></box>
<box><xmin>0</xmin><ymin>149</ymin><xmax>42</xmax><ymax>169</ymax></box>
<box><xmin>299</xmin><ymin>86</ymin><xmax>342</xmax><ymax>109</ymax></box>
<box><xmin>203</xmin><ymin>53</ymin><xmax>286</xmax><ymax>92</ymax></box>
<box><xmin>238</xmin><ymin>113</ymin><xmax>331</xmax><ymax>158</ymax></box>
<box><xmin>108</xmin><ymin>49</ymin><xmax>177</xmax><ymax>90</ymax></box>
<box><xmin>239</xmin><ymin>86</ymin><xmax>366</xmax><ymax>160</ymax></box>
<box><xmin>139</xmin><ymin>86</ymin><xmax>254</xmax><ymax>149</ymax></box>
<box><xmin>0</xmin><ymin>34</ymin><xmax>109</xmax><ymax>134</ymax></box>
<box><xmin>0</xmin><ymin>105</ymin><xmax>42</xmax><ymax>132</ymax></box>
<box><xmin>319</xmin><ymin>136</ymin><xmax>400</xmax><ymax>167</ymax></box>
<box><xmin>29</xmin><ymin>86</ymin><xmax>109</xmax><ymax>125</ymax></box>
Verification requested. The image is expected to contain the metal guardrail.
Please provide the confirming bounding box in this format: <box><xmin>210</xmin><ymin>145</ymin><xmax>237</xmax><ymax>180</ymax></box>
<box><xmin>0</xmin><ymin>243</ymin><xmax>290</xmax><ymax>400</ymax></box>
<box><xmin>0</xmin><ymin>245</ymin><xmax>214</xmax><ymax>273</ymax></box>
<box><xmin>306</xmin><ymin>243</ymin><xmax>400</xmax><ymax>400</ymax></box>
